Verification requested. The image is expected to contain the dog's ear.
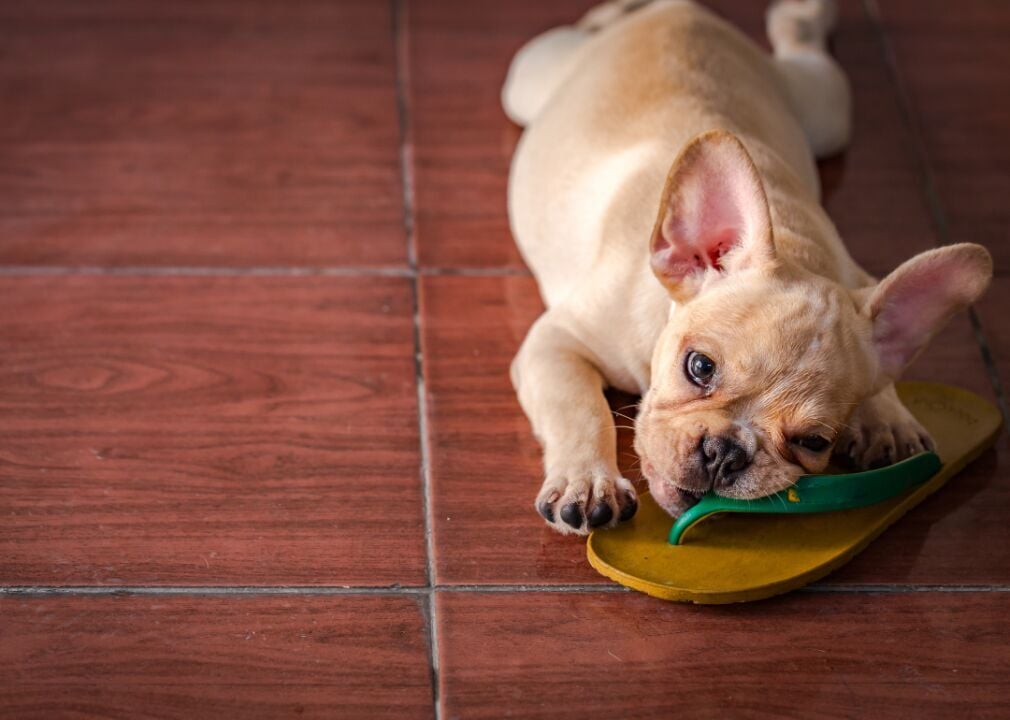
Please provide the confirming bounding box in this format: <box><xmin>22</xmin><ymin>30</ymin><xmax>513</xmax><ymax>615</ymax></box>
<box><xmin>649</xmin><ymin>130</ymin><xmax>776</xmax><ymax>301</ymax></box>
<box><xmin>866</xmin><ymin>243</ymin><xmax>992</xmax><ymax>380</ymax></box>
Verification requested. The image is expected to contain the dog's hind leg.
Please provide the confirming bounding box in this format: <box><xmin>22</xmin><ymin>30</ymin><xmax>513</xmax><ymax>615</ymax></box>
<box><xmin>501</xmin><ymin>25</ymin><xmax>590</xmax><ymax>126</ymax></box>
<box><xmin>501</xmin><ymin>0</ymin><xmax>651</xmax><ymax>126</ymax></box>
<box><xmin>767</xmin><ymin>0</ymin><xmax>852</xmax><ymax>158</ymax></box>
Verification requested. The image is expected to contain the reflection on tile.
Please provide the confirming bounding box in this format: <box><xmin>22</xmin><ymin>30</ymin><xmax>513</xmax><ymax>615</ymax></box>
<box><xmin>439</xmin><ymin>590</ymin><xmax>1010</xmax><ymax>719</ymax></box>
<box><xmin>1</xmin><ymin>595</ymin><xmax>433</xmax><ymax>719</ymax></box>
<box><xmin>0</xmin><ymin>0</ymin><xmax>405</xmax><ymax>267</ymax></box>
<box><xmin>0</xmin><ymin>276</ymin><xmax>425</xmax><ymax>586</ymax></box>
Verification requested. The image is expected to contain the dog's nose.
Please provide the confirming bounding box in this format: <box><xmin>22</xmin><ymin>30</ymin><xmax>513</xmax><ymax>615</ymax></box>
<box><xmin>700</xmin><ymin>435</ymin><xmax>751</xmax><ymax>489</ymax></box>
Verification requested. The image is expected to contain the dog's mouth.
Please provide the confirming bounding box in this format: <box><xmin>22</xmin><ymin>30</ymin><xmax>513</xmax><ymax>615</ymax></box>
<box><xmin>675</xmin><ymin>487</ymin><xmax>705</xmax><ymax>508</ymax></box>
<box><xmin>643</xmin><ymin>460</ymin><xmax>709</xmax><ymax>509</ymax></box>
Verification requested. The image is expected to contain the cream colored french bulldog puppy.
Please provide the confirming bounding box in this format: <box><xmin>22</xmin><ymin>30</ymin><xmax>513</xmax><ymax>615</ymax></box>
<box><xmin>502</xmin><ymin>0</ymin><xmax>992</xmax><ymax>534</ymax></box>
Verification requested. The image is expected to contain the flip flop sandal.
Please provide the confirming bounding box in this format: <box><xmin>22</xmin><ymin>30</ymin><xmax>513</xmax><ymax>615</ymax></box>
<box><xmin>587</xmin><ymin>381</ymin><xmax>1003</xmax><ymax>604</ymax></box>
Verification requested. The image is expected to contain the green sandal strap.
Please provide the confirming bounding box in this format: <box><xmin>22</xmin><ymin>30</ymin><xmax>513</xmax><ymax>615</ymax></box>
<box><xmin>668</xmin><ymin>452</ymin><xmax>942</xmax><ymax>545</ymax></box>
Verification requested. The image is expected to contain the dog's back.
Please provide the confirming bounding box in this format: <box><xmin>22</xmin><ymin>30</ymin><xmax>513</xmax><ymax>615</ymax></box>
<box><xmin>507</xmin><ymin>2</ymin><xmax>826</xmax><ymax>304</ymax></box>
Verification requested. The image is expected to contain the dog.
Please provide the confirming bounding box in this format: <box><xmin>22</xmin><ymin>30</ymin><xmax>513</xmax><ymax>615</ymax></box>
<box><xmin>501</xmin><ymin>0</ymin><xmax>993</xmax><ymax>534</ymax></box>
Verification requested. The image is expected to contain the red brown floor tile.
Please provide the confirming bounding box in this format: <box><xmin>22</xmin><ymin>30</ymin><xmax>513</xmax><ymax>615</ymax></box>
<box><xmin>407</xmin><ymin>0</ymin><xmax>938</xmax><ymax>274</ymax></box>
<box><xmin>437</xmin><ymin>590</ymin><xmax>1010</xmax><ymax>720</ymax></box>
<box><xmin>0</xmin><ymin>276</ymin><xmax>425</xmax><ymax>586</ymax></box>
<box><xmin>976</xmin><ymin>277</ymin><xmax>1010</xmax><ymax>397</ymax></box>
<box><xmin>423</xmin><ymin>275</ymin><xmax>1006</xmax><ymax>585</ymax></box>
<box><xmin>0</xmin><ymin>594</ymin><xmax>433</xmax><ymax>719</ymax></box>
<box><xmin>876</xmin><ymin>0</ymin><xmax>1010</xmax><ymax>273</ymax></box>
<box><xmin>0</xmin><ymin>0</ymin><xmax>405</xmax><ymax>267</ymax></box>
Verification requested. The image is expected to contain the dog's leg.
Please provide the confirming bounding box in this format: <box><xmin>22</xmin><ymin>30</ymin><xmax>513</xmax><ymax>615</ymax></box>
<box><xmin>512</xmin><ymin>313</ymin><xmax>638</xmax><ymax>535</ymax></box>
<box><xmin>576</xmin><ymin>0</ymin><xmax>655</xmax><ymax>31</ymax></box>
<box><xmin>501</xmin><ymin>26</ymin><xmax>590</xmax><ymax>126</ymax></box>
<box><xmin>767</xmin><ymin>0</ymin><xmax>852</xmax><ymax>158</ymax></box>
<box><xmin>834</xmin><ymin>384</ymin><xmax>935</xmax><ymax>470</ymax></box>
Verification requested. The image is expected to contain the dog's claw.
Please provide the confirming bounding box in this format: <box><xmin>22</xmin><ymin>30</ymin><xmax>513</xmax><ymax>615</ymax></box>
<box><xmin>588</xmin><ymin>503</ymin><xmax>613</xmax><ymax>527</ymax></box>
<box><xmin>834</xmin><ymin>388</ymin><xmax>934</xmax><ymax>471</ymax></box>
<box><xmin>560</xmin><ymin>502</ymin><xmax>584</xmax><ymax>529</ymax></box>
<box><xmin>619</xmin><ymin>492</ymin><xmax>638</xmax><ymax>521</ymax></box>
<box><xmin>535</xmin><ymin>471</ymin><xmax>637</xmax><ymax>535</ymax></box>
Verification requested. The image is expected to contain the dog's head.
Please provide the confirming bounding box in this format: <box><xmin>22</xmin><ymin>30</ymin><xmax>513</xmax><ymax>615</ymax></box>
<box><xmin>635</xmin><ymin>130</ymin><xmax>992</xmax><ymax>515</ymax></box>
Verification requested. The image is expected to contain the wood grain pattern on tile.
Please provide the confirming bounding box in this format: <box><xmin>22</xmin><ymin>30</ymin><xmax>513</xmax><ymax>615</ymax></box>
<box><xmin>438</xmin><ymin>590</ymin><xmax>1010</xmax><ymax>720</ymax></box>
<box><xmin>0</xmin><ymin>276</ymin><xmax>425</xmax><ymax>585</ymax></box>
<box><xmin>0</xmin><ymin>0</ymin><xmax>405</xmax><ymax>267</ymax></box>
<box><xmin>0</xmin><ymin>594</ymin><xmax>434</xmax><ymax>720</ymax></box>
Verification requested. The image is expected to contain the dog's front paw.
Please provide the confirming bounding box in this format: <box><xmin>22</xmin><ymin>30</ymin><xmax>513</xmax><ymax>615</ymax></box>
<box><xmin>535</xmin><ymin>466</ymin><xmax>638</xmax><ymax>535</ymax></box>
<box><xmin>834</xmin><ymin>388</ymin><xmax>935</xmax><ymax>470</ymax></box>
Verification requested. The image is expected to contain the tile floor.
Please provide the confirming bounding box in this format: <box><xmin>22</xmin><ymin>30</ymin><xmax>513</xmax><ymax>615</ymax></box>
<box><xmin>1</xmin><ymin>0</ymin><xmax>1008</xmax><ymax>717</ymax></box>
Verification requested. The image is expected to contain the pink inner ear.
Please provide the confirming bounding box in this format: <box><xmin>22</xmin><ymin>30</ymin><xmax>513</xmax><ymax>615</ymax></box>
<box><xmin>653</xmin><ymin>226</ymin><xmax>738</xmax><ymax>277</ymax></box>
<box><xmin>872</xmin><ymin>272</ymin><xmax>939</xmax><ymax>377</ymax></box>
<box><xmin>651</xmin><ymin>137</ymin><xmax>771</xmax><ymax>288</ymax></box>
<box><xmin>870</xmin><ymin>245</ymin><xmax>992</xmax><ymax>379</ymax></box>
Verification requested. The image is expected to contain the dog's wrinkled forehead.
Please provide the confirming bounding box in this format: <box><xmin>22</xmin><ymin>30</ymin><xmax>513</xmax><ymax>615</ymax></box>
<box><xmin>667</xmin><ymin>273</ymin><xmax>874</xmax><ymax>412</ymax></box>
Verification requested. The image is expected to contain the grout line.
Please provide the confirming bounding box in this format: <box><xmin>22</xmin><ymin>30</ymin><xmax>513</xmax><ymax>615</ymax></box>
<box><xmin>0</xmin><ymin>265</ymin><xmax>531</xmax><ymax>278</ymax></box>
<box><xmin>4</xmin><ymin>583</ymin><xmax>1008</xmax><ymax>597</ymax></box>
<box><xmin>863</xmin><ymin>0</ymin><xmax>1010</xmax><ymax>429</ymax></box>
<box><xmin>805</xmin><ymin>584</ymin><xmax>1010</xmax><ymax>594</ymax></box>
<box><xmin>0</xmin><ymin>586</ymin><xmax>429</xmax><ymax>597</ymax></box>
<box><xmin>419</xmin><ymin>266</ymin><xmax>530</xmax><ymax>277</ymax></box>
<box><xmin>435</xmin><ymin>583</ymin><xmax>629</xmax><ymax>593</ymax></box>
<box><xmin>0</xmin><ymin>265</ymin><xmax>416</xmax><ymax>277</ymax></box>
<box><xmin>390</xmin><ymin>0</ymin><xmax>441</xmax><ymax>717</ymax></box>
<box><xmin>967</xmin><ymin>307</ymin><xmax>1010</xmax><ymax>426</ymax></box>
<box><xmin>419</xmin><ymin>591</ymin><xmax>440</xmax><ymax>715</ymax></box>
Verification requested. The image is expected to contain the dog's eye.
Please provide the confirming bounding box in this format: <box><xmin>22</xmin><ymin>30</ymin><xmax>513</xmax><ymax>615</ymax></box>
<box><xmin>685</xmin><ymin>351</ymin><xmax>716</xmax><ymax>386</ymax></box>
<box><xmin>794</xmin><ymin>434</ymin><xmax>831</xmax><ymax>452</ymax></box>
